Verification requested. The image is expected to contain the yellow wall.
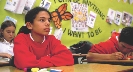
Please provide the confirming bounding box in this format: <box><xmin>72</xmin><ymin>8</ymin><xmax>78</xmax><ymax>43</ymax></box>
<box><xmin>0</xmin><ymin>0</ymin><xmax>133</xmax><ymax>47</ymax></box>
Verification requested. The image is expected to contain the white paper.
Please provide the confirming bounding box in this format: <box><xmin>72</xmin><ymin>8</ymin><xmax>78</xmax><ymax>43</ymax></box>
<box><xmin>129</xmin><ymin>0</ymin><xmax>133</xmax><ymax>4</ymax></box>
<box><xmin>106</xmin><ymin>8</ymin><xmax>116</xmax><ymax>24</ymax></box>
<box><xmin>87</xmin><ymin>11</ymin><xmax>97</xmax><ymax>28</ymax></box>
<box><xmin>121</xmin><ymin>11</ymin><xmax>133</xmax><ymax>26</ymax></box>
<box><xmin>118</xmin><ymin>28</ymin><xmax>122</xmax><ymax>33</ymax></box>
<box><xmin>39</xmin><ymin>0</ymin><xmax>51</xmax><ymax>10</ymax></box>
<box><xmin>15</xmin><ymin>0</ymin><xmax>27</xmax><ymax>14</ymax></box>
<box><xmin>54</xmin><ymin>28</ymin><xmax>63</xmax><ymax>40</ymax></box>
<box><xmin>123</xmin><ymin>0</ymin><xmax>127</xmax><ymax>3</ymax></box>
<box><xmin>114</xmin><ymin>11</ymin><xmax>122</xmax><ymax>25</ymax></box>
<box><xmin>4</xmin><ymin>0</ymin><xmax>19</xmax><ymax>12</ymax></box>
<box><xmin>23</xmin><ymin>0</ymin><xmax>36</xmax><ymax>14</ymax></box>
<box><xmin>4</xmin><ymin>16</ymin><xmax>17</xmax><ymax>24</ymax></box>
<box><xmin>71</xmin><ymin>2</ymin><xmax>88</xmax><ymax>32</ymax></box>
<box><xmin>118</xmin><ymin>0</ymin><xmax>120</xmax><ymax>2</ymax></box>
<box><xmin>49</xmin><ymin>27</ymin><xmax>53</xmax><ymax>35</ymax></box>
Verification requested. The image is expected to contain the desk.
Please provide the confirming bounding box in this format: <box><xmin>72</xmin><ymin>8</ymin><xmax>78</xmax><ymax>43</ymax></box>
<box><xmin>85</xmin><ymin>60</ymin><xmax>133</xmax><ymax>66</ymax></box>
<box><xmin>0</xmin><ymin>58</ymin><xmax>9</xmax><ymax>66</ymax></box>
<box><xmin>0</xmin><ymin>63</ymin><xmax>133</xmax><ymax>72</ymax></box>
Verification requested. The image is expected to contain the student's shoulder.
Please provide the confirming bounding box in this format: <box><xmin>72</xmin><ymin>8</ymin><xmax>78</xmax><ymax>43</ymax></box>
<box><xmin>111</xmin><ymin>32</ymin><xmax>120</xmax><ymax>37</ymax></box>
<box><xmin>15</xmin><ymin>33</ymin><xmax>29</xmax><ymax>39</ymax></box>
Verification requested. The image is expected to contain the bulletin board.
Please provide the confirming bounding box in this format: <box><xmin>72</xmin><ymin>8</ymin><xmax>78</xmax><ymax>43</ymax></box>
<box><xmin>0</xmin><ymin>0</ymin><xmax>133</xmax><ymax>47</ymax></box>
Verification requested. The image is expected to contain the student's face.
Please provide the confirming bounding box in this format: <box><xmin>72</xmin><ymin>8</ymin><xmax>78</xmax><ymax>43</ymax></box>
<box><xmin>118</xmin><ymin>42</ymin><xmax>133</xmax><ymax>54</ymax></box>
<box><xmin>31</xmin><ymin>11</ymin><xmax>51</xmax><ymax>36</ymax></box>
<box><xmin>2</xmin><ymin>26</ymin><xmax>15</xmax><ymax>42</ymax></box>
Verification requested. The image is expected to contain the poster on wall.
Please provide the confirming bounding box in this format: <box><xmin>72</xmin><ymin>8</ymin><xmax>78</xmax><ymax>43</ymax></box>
<box><xmin>70</xmin><ymin>2</ymin><xmax>88</xmax><ymax>32</ymax></box>
<box><xmin>4</xmin><ymin>0</ymin><xmax>19</xmax><ymax>12</ymax></box>
<box><xmin>106</xmin><ymin>8</ymin><xmax>116</xmax><ymax>24</ymax></box>
<box><xmin>114</xmin><ymin>11</ymin><xmax>122</xmax><ymax>25</ymax></box>
<box><xmin>121</xmin><ymin>11</ymin><xmax>133</xmax><ymax>26</ymax></box>
<box><xmin>118</xmin><ymin>0</ymin><xmax>120</xmax><ymax>2</ymax></box>
<box><xmin>129</xmin><ymin>0</ymin><xmax>133</xmax><ymax>4</ymax></box>
<box><xmin>87</xmin><ymin>11</ymin><xmax>97</xmax><ymax>28</ymax></box>
<box><xmin>15</xmin><ymin>0</ymin><xmax>27</xmax><ymax>14</ymax></box>
<box><xmin>49</xmin><ymin>27</ymin><xmax>53</xmax><ymax>35</ymax></box>
<box><xmin>39</xmin><ymin>0</ymin><xmax>51</xmax><ymax>10</ymax></box>
<box><xmin>54</xmin><ymin>28</ymin><xmax>63</xmax><ymax>40</ymax></box>
<box><xmin>123</xmin><ymin>0</ymin><xmax>127</xmax><ymax>3</ymax></box>
<box><xmin>4</xmin><ymin>0</ymin><xmax>36</xmax><ymax>14</ymax></box>
<box><xmin>23</xmin><ymin>0</ymin><xmax>36</xmax><ymax>14</ymax></box>
<box><xmin>4</xmin><ymin>16</ymin><xmax>17</xmax><ymax>24</ymax></box>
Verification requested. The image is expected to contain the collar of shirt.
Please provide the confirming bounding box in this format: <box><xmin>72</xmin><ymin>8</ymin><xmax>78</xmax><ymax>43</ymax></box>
<box><xmin>3</xmin><ymin>39</ymin><xmax>13</xmax><ymax>46</ymax></box>
<box><xmin>29</xmin><ymin>33</ymin><xmax>45</xmax><ymax>43</ymax></box>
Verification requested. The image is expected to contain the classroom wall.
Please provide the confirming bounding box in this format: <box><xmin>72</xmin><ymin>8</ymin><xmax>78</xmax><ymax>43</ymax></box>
<box><xmin>0</xmin><ymin>0</ymin><xmax>133</xmax><ymax>47</ymax></box>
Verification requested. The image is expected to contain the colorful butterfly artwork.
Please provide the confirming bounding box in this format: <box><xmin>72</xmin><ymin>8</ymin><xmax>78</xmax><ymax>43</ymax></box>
<box><xmin>51</xmin><ymin>3</ymin><xmax>73</xmax><ymax>29</ymax></box>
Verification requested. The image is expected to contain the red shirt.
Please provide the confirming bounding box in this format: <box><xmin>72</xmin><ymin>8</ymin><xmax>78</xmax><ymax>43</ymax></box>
<box><xmin>13</xmin><ymin>33</ymin><xmax>74</xmax><ymax>69</ymax></box>
<box><xmin>89</xmin><ymin>32</ymin><xmax>120</xmax><ymax>54</ymax></box>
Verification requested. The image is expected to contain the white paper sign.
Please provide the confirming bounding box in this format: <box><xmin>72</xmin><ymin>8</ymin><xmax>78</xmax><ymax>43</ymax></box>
<box><xmin>114</xmin><ymin>11</ymin><xmax>122</xmax><ymax>25</ymax></box>
<box><xmin>106</xmin><ymin>8</ymin><xmax>116</xmax><ymax>24</ymax></box>
<box><xmin>39</xmin><ymin>0</ymin><xmax>51</xmax><ymax>10</ymax></box>
<box><xmin>87</xmin><ymin>11</ymin><xmax>97</xmax><ymax>28</ymax></box>
<box><xmin>4</xmin><ymin>0</ymin><xmax>19</xmax><ymax>12</ymax></box>
<box><xmin>54</xmin><ymin>28</ymin><xmax>63</xmax><ymax>40</ymax></box>
<box><xmin>129</xmin><ymin>0</ymin><xmax>133</xmax><ymax>4</ymax></box>
<box><xmin>4</xmin><ymin>16</ymin><xmax>17</xmax><ymax>24</ymax></box>
<box><xmin>23</xmin><ymin>0</ymin><xmax>36</xmax><ymax>14</ymax></box>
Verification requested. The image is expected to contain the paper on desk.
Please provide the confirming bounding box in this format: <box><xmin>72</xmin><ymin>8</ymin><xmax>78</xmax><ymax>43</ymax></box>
<box><xmin>0</xmin><ymin>57</ymin><xmax>9</xmax><ymax>62</ymax></box>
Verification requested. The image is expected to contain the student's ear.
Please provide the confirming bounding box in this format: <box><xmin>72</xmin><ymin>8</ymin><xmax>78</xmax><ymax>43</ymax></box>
<box><xmin>26</xmin><ymin>22</ymin><xmax>33</xmax><ymax>29</ymax></box>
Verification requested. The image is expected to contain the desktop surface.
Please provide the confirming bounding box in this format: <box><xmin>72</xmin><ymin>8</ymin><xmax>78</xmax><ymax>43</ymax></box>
<box><xmin>0</xmin><ymin>63</ymin><xmax>133</xmax><ymax>72</ymax></box>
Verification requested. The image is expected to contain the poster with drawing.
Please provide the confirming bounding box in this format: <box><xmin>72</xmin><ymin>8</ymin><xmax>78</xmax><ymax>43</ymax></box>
<box><xmin>106</xmin><ymin>8</ymin><xmax>116</xmax><ymax>24</ymax></box>
<box><xmin>87</xmin><ymin>11</ymin><xmax>97</xmax><ymax>28</ymax></box>
<box><xmin>39</xmin><ymin>0</ymin><xmax>51</xmax><ymax>10</ymax></box>
<box><xmin>121</xmin><ymin>11</ymin><xmax>133</xmax><ymax>26</ymax></box>
<box><xmin>23</xmin><ymin>0</ymin><xmax>36</xmax><ymax>14</ymax></box>
<box><xmin>114</xmin><ymin>11</ymin><xmax>122</xmax><ymax>25</ymax></box>
<box><xmin>70</xmin><ymin>2</ymin><xmax>88</xmax><ymax>32</ymax></box>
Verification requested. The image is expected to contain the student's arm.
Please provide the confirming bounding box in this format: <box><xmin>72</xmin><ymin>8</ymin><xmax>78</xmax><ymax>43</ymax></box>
<box><xmin>86</xmin><ymin>41</ymin><xmax>124</xmax><ymax>61</ymax></box>
<box><xmin>14</xmin><ymin>34</ymin><xmax>54</xmax><ymax>69</ymax></box>
<box><xmin>86</xmin><ymin>52</ymin><xmax>124</xmax><ymax>61</ymax></box>
<box><xmin>48</xmin><ymin>36</ymin><xmax>74</xmax><ymax>66</ymax></box>
<box><xmin>0</xmin><ymin>53</ymin><xmax>12</xmax><ymax>58</ymax></box>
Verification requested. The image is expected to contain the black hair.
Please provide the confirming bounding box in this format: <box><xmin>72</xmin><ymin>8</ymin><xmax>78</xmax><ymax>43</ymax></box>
<box><xmin>18</xmin><ymin>7</ymin><xmax>51</xmax><ymax>34</ymax></box>
<box><xmin>0</xmin><ymin>20</ymin><xmax>16</xmax><ymax>42</ymax></box>
<box><xmin>119</xmin><ymin>27</ymin><xmax>133</xmax><ymax>45</ymax></box>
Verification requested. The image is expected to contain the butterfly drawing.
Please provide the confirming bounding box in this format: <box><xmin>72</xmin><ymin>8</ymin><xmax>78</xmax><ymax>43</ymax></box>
<box><xmin>51</xmin><ymin>3</ymin><xmax>73</xmax><ymax>29</ymax></box>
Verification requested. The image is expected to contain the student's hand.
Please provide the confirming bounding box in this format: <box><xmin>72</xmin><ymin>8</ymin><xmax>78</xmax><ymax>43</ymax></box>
<box><xmin>124</xmin><ymin>52</ymin><xmax>133</xmax><ymax>60</ymax></box>
<box><xmin>1</xmin><ymin>53</ymin><xmax>12</xmax><ymax>59</ymax></box>
<box><xmin>110</xmin><ymin>52</ymin><xmax>124</xmax><ymax>60</ymax></box>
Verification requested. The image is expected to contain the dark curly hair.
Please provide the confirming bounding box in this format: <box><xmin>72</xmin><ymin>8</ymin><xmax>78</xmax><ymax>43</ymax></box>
<box><xmin>119</xmin><ymin>27</ymin><xmax>133</xmax><ymax>46</ymax></box>
<box><xmin>18</xmin><ymin>7</ymin><xmax>51</xmax><ymax>34</ymax></box>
